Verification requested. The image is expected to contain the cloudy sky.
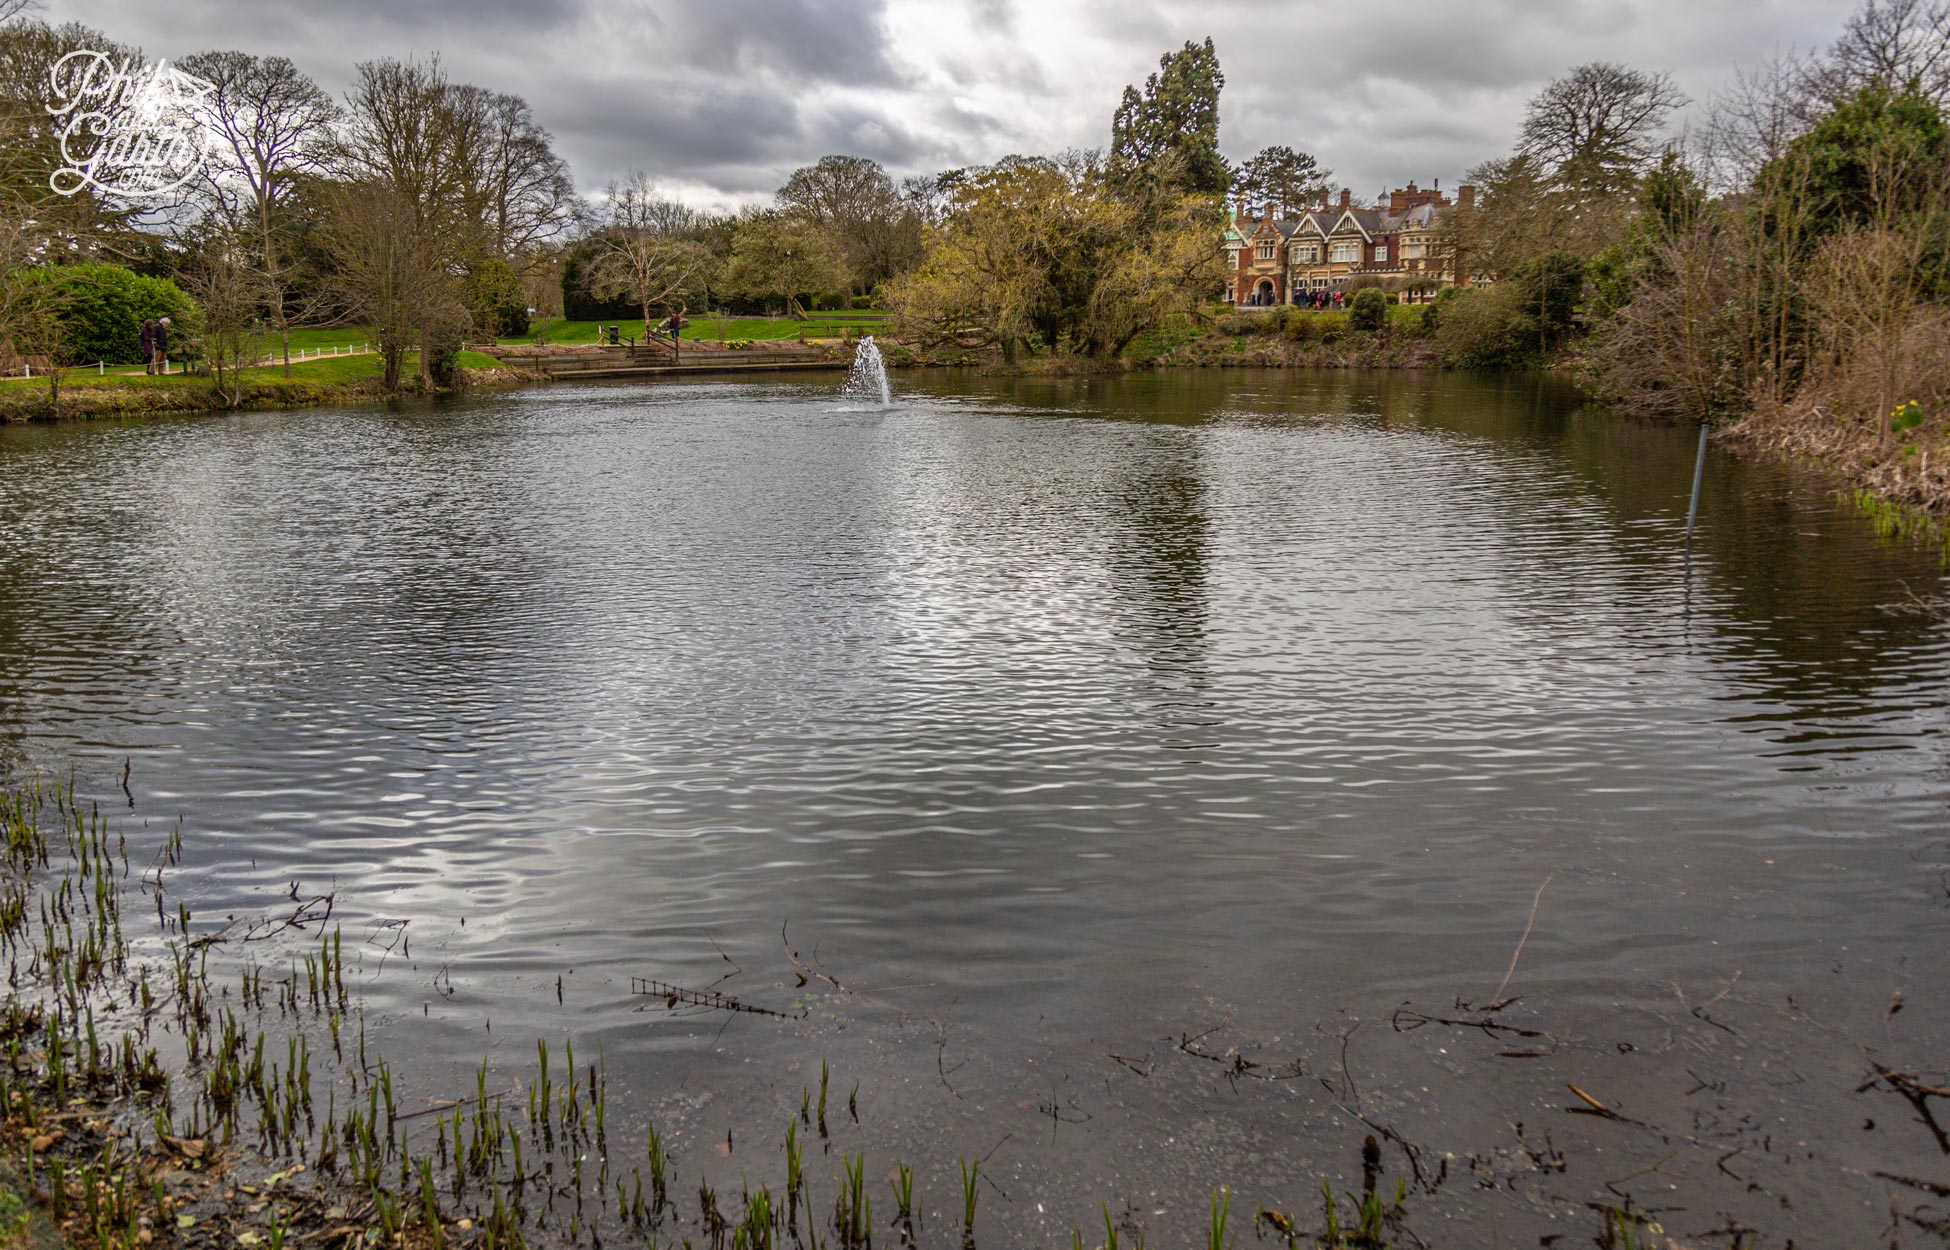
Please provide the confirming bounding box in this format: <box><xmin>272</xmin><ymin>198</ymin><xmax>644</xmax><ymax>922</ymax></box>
<box><xmin>47</xmin><ymin>0</ymin><xmax>1852</xmax><ymax>209</ymax></box>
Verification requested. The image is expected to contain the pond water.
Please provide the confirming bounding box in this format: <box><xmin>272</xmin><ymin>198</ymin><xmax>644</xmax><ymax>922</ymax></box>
<box><xmin>1</xmin><ymin>370</ymin><xmax>1946</xmax><ymax>1247</ymax></box>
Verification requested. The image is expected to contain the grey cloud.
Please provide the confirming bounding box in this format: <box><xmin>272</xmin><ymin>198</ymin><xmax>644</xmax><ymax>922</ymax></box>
<box><xmin>658</xmin><ymin>0</ymin><xmax>905</xmax><ymax>87</ymax></box>
<box><xmin>42</xmin><ymin>0</ymin><xmax>1864</xmax><ymax>213</ymax></box>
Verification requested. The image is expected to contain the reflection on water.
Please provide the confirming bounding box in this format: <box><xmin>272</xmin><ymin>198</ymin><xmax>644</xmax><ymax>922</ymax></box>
<box><xmin>1</xmin><ymin>370</ymin><xmax>1946</xmax><ymax>1246</ymax></box>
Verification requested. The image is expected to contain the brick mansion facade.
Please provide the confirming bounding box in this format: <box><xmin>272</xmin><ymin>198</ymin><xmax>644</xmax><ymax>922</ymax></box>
<box><xmin>1223</xmin><ymin>182</ymin><xmax>1487</xmax><ymax>305</ymax></box>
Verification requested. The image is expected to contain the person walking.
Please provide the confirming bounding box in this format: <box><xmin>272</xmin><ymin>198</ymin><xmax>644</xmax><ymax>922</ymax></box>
<box><xmin>152</xmin><ymin>317</ymin><xmax>170</xmax><ymax>374</ymax></box>
<box><xmin>138</xmin><ymin>320</ymin><xmax>155</xmax><ymax>375</ymax></box>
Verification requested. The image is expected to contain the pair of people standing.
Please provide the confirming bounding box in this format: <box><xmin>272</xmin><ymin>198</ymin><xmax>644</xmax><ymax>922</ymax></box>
<box><xmin>137</xmin><ymin>317</ymin><xmax>170</xmax><ymax>375</ymax></box>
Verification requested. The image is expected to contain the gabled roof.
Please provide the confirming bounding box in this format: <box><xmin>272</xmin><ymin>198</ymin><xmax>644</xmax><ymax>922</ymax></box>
<box><xmin>1288</xmin><ymin>212</ymin><xmax>1332</xmax><ymax>239</ymax></box>
<box><xmin>1328</xmin><ymin>209</ymin><xmax>1381</xmax><ymax>240</ymax></box>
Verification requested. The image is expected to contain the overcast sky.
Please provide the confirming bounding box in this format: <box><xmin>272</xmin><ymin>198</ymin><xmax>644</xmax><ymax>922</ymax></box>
<box><xmin>46</xmin><ymin>0</ymin><xmax>1852</xmax><ymax>210</ymax></box>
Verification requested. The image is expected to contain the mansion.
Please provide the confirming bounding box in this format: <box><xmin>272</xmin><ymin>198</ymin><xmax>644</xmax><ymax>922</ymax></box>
<box><xmin>1223</xmin><ymin>182</ymin><xmax>1486</xmax><ymax>305</ymax></box>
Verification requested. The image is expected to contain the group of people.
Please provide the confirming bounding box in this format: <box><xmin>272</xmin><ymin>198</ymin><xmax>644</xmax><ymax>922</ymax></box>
<box><xmin>137</xmin><ymin>317</ymin><xmax>170</xmax><ymax>375</ymax></box>
<box><xmin>1238</xmin><ymin>288</ymin><xmax>1348</xmax><ymax>310</ymax></box>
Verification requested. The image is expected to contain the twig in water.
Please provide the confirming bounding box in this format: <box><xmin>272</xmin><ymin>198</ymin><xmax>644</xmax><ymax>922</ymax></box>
<box><xmin>1489</xmin><ymin>872</ymin><xmax>1556</xmax><ymax>1008</ymax></box>
<box><xmin>1859</xmin><ymin>1058</ymin><xmax>1950</xmax><ymax>1155</ymax></box>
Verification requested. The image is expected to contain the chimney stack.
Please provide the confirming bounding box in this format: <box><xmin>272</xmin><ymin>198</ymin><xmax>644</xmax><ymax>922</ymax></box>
<box><xmin>1263</xmin><ymin>201</ymin><xmax>1275</xmax><ymax>222</ymax></box>
<box><xmin>1339</xmin><ymin>188</ymin><xmax>1351</xmax><ymax>211</ymax></box>
<box><xmin>1458</xmin><ymin>184</ymin><xmax>1476</xmax><ymax>211</ymax></box>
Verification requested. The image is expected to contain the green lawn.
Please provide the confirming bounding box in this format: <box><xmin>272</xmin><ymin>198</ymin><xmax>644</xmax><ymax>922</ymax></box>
<box><xmin>504</xmin><ymin>315</ymin><xmax>887</xmax><ymax>345</ymax></box>
<box><xmin>0</xmin><ymin>349</ymin><xmax>503</xmax><ymax>391</ymax></box>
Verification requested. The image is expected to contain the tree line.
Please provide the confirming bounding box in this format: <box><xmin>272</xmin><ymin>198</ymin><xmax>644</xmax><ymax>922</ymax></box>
<box><xmin>1443</xmin><ymin>0</ymin><xmax>1949</xmax><ymax>461</ymax></box>
<box><xmin>0</xmin><ymin>7</ymin><xmax>942</xmax><ymax>400</ymax></box>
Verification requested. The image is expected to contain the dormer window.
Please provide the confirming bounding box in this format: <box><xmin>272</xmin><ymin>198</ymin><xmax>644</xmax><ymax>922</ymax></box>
<box><xmin>1256</xmin><ymin>243</ymin><xmax>1275</xmax><ymax>260</ymax></box>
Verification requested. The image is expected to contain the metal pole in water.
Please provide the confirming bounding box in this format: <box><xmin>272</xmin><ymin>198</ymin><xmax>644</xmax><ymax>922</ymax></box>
<box><xmin>1684</xmin><ymin>420</ymin><xmax>1709</xmax><ymax>572</ymax></box>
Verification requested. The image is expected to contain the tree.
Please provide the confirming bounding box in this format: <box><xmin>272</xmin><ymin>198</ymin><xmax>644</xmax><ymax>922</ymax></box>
<box><xmin>1806</xmin><ymin>0</ymin><xmax>1950</xmax><ymax>109</ymax></box>
<box><xmin>324</xmin><ymin>179</ymin><xmax>463</xmax><ymax>391</ymax></box>
<box><xmin>1110</xmin><ymin>38</ymin><xmax>1228</xmax><ymax>196</ymax></box>
<box><xmin>582</xmin><ymin>175</ymin><xmax>717</xmax><ymax>345</ymax></box>
<box><xmin>177</xmin><ymin>51</ymin><xmax>338</xmax><ymax>375</ymax></box>
<box><xmin>0</xmin><ymin>19</ymin><xmax>151</xmax><ymax>259</ymax></box>
<box><xmin>1230</xmin><ymin>145</ymin><xmax>1329</xmax><ymax>216</ymax></box>
<box><xmin>464</xmin><ymin>258</ymin><xmax>529</xmax><ymax>338</ymax></box>
<box><xmin>720</xmin><ymin>212</ymin><xmax>847</xmax><ymax>318</ymax></box>
<box><xmin>1519</xmin><ymin>62</ymin><xmax>1687</xmax><ymax>198</ymax></box>
<box><xmin>446</xmin><ymin>85</ymin><xmax>576</xmax><ymax>260</ymax></box>
<box><xmin>184</xmin><ymin>225</ymin><xmax>267</xmax><ymax>408</ymax></box>
<box><xmin>1788</xmin><ymin>84</ymin><xmax>1950</xmax><ymax>442</ymax></box>
<box><xmin>338</xmin><ymin>56</ymin><xmax>477</xmax><ymax>380</ymax></box>
<box><xmin>776</xmin><ymin>154</ymin><xmax>919</xmax><ymax>294</ymax></box>
<box><xmin>887</xmin><ymin>152</ymin><xmax>1222</xmax><ymax>360</ymax></box>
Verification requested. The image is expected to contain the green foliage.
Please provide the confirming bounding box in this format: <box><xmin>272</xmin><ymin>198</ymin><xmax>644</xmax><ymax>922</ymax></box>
<box><xmin>1438</xmin><ymin>256</ymin><xmax>1585</xmax><ymax>367</ymax></box>
<box><xmin>425</xmin><ymin>322</ymin><xmax>467</xmax><ymax>389</ymax></box>
<box><xmin>886</xmin><ymin>153</ymin><xmax>1224</xmax><ymax>359</ymax></box>
<box><xmin>1434</xmin><ymin>287</ymin><xmax>1536</xmax><ymax>369</ymax></box>
<box><xmin>1348</xmin><ymin>288</ymin><xmax>1390</xmax><ymax>331</ymax></box>
<box><xmin>1781</xmin><ymin>83</ymin><xmax>1949</xmax><ymax>235</ymax></box>
<box><xmin>23</xmin><ymin>264</ymin><xmax>200</xmax><ymax>365</ymax></box>
<box><xmin>561</xmin><ymin>244</ymin><xmax>640</xmax><ymax>321</ymax></box>
<box><xmin>464</xmin><ymin>260</ymin><xmax>530</xmax><ymax>338</ymax></box>
<box><xmin>1110</xmin><ymin>38</ymin><xmax>1229</xmax><ymax>196</ymax></box>
<box><xmin>1418</xmin><ymin>286</ymin><xmax>1465</xmax><ymax>338</ymax></box>
<box><xmin>1508</xmin><ymin>250</ymin><xmax>1586</xmax><ymax>349</ymax></box>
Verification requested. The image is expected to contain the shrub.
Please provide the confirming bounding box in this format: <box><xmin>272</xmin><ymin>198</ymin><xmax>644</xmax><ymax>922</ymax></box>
<box><xmin>1420</xmin><ymin>285</ymin><xmax>1467</xmax><ymax>337</ymax></box>
<box><xmin>1434</xmin><ymin>285</ymin><xmax>1536</xmax><ymax>369</ymax></box>
<box><xmin>1285</xmin><ymin>313</ymin><xmax>1319</xmax><ymax>343</ymax></box>
<box><xmin>425</xmin><ymin>321</ymin><xmax>468</xmax><ymax>389</ymax></box>
<box><xmin>1506</xmin><ymin>251</ymin><xmax>1585</xmax><ymax>350</ymax></box>
<box><xmin>851</xmin><ymin>295</ymin><xmax>874</xmax><ymax>310</ymax></box>
<box><xmin>23</xmin><ymin>263</ymin><xmax>199</xmax><ymax>364</ymax></box>
<box><xmin>1348</xmin><ymin>288</ymin><xmax>1390</xmax><ymax>331</ymax></box>
<box><xmin>465</xmin><ymin>260</ymin><xmax>530</xmax><ymax>339</ymax></box>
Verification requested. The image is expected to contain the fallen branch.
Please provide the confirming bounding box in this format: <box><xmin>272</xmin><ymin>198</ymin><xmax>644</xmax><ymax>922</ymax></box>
<box><xmin>631</xmin><ymin>977</ymin><xmax>804</xmax><ymax>1020</ymax></box>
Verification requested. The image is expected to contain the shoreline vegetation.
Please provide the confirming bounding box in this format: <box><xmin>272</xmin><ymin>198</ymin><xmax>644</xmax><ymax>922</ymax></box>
<box><xmin>4</xmin><ymin>747</ymin><xmax>1947</xmax><ymax>1250</ymax></box>
<box><xmin>0</xmin><ymin>772</ymin><xmax>1436</xmax><ymax>1250</ymax></box>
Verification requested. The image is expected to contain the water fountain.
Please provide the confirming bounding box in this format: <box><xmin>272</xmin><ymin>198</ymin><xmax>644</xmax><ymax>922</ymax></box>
<box><xmin>841</xmin><ymin>335</ymin><xmax>892</xmax><ymax>408</ymax></box>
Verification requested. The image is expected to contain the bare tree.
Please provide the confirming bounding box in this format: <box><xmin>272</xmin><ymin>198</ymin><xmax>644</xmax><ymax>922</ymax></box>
<box><xmin>1519</xmin><ymin>62</ymin><xmax>1688</xmax><ymax>197</ymax></box>
<box><xmin>447</xmin><ymin>86</ymin><xmax>575</xmax><ymax>260</ymax></box>
<box><xmin>1806</xmin><ymin>0</ymin><xmax>1950</xmax><ymax>108</ymax></box>
<box><xmin>338</xmin><ymin>56</ymin><xmax>475</xmax><ymax>379</ymax></box>
<box><xmin>325</xmin><ymin>179</ymin><xmax>464</xmax><ymax>391</ymax></box>
<box><xmin>1703</xmin><ymin>48</ymin><xmax>1817</xmax><ymax>188</ymax></box>
<box><xmin>179</xmin><ymin>50</ymin><xmax>338</xmax><ymax>374</ymax></box>
<box><xmin>0</xmin><ymin>19</ymin><xmax>149</xmax><ymax>256</ymax></box>
<box><xmin>584</xmin><ymin>175</ymin><xmax>716</xmax><ymax>351</ymax></box>
<box><xmin>184</xmin><ymin>225</ymin><xmax>267</xmax><ymax>407</ymax></box>
<box><xmin>0</xmin><ymin>0</ymin><xmax>41</xmax><ymax>26</ymax></box>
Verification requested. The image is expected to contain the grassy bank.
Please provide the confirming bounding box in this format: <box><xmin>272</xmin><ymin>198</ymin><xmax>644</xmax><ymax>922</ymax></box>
<box><xmin>0</xmin><ymin>351</ymin><xmax>521</xmax><ymax>422</ymax></box>
<box><xmin>507</xmin><ymin>315</ymin><xmax>887</xmax><ymax>346</ymax></box>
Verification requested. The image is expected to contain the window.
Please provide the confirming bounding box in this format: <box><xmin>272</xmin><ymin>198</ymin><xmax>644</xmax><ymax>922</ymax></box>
<box><xmin>1293</xmin><ymin>244</ymin><xmax>1319</xmax><ymax>263</ymax></box>
<box><xmin>1256</xmin><ymin>243</ymin><xmax>1275</xmax><ymax>260</ymax></box>
<box><xmin>1373</xmin><ymin>245</ymin><xmax>1389</xmax><ymax>263</ymax></box>
<box><xmin>1330</xmin><ymin>241</ymin><xmax>1359</xmax><ymax>263</ymax></box>
<box><xmin>1401</xmin><ymin>242</ymin><xmax>1426</xmax><ymax>259</ymax></box>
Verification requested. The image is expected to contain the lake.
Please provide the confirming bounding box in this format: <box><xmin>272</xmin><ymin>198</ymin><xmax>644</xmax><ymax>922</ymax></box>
<box><xmin>1</xmin><ymin>369</ymin><xmax>1945</xmax><ymax>1247</ymax></box>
